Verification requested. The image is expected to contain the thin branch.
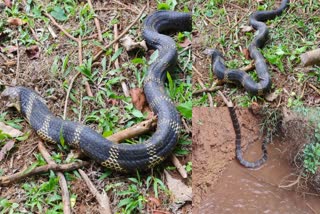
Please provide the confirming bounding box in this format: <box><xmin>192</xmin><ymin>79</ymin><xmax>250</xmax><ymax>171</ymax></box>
<box><xmin>38</xmin><ymin>142</ymin><xmax>71</xmax><ymax>214</ymax></box>
<box><xmin>192</xmin><ymin>86</ymin><xmax>223</xmax><ymax>95</ymax></box>
<box><xmin>0</xmin><ymin>161</ymin><xmax>89</xmax><ymax>186</ymax></box>
<box><xmin>218</xmin><ymin>91</ymin><xmax>233</xmax><ymax>107</ymax></box>
<box><xmin>93</xmin><ymin>5</ymin><xmax>146</xmax><ymax>62</ymax></box>
<box><xmin>88</xmin><ymin>0</ymin><xmax>103</xmax><ymax>41</ymax></box>
<box><xmin>79</xmin><ymin>169</ymin><xmax>112</xmax><ymax>214</ymax></box>
<box><xmin>44</xmin><ymin>12</ymin><xmax>78</xmax><ymax>42</ymax></box>
<box><xmin>114</xmin><ymin>24</ymin><xmax>130</xmax><ymax>97</ymax></box>
<box><xmin>107</xmin><ymin>116</ymin><xmax>157</xmax><ymax>143</ymax></box>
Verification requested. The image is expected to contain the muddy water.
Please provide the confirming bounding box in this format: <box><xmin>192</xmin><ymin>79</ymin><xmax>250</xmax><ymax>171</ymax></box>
<box><xmin>199</xmin><ymin>141</ymin><xmax>320</xmax><ymax>214</ymax></box>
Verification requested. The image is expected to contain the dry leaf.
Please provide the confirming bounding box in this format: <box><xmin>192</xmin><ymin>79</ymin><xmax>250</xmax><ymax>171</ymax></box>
<box><xmin>240</xmin><ymin>25</ymin><xmax>253</xmax><ymax>33</ymax></box>
<box><xmin>130</xmin><ymin>88</ymin><xmax>147</xmax><ymax>111</ymax></box>
<box><xmin>265</xmin><ymin>91</ymin><xmax>280</xmax><ymax>102</ymax></box>
<box><xmin>242</xmin><ymin>48</ymin><xmax>250</xmax><ymax>60</ymax></box>
<box><xmin>120</xmin><ymin>35</ymin><xmax>148</xmax><ymax>51</ymax></box>
<box><xmin>147</xmin><ymin>197</ymin><xmax>161</xmax><ymax>208</ymax></box>
<box><xmin>7</xmin><ymin>18</ymin><xmax>24</xmax><ymax>26</ymax></box>
<box><xmin>179</xmin><ymin>38</ymin><xmax>191</xmax><ymax>48</ymax></box>
<box><xmin>26</xmin><ymin>45</ymin><xmax>40</xmax><ymax>60</ymax></box>
<box><xmin>4</xmin><ymin>0</ymin><xmax>12</xmax><ymax>7</ymax></box>
<box><xmin>0</xmin><ymin>140</ymin><xmax>15</xmax><ymax>161</ymax></box>
<box><xmin>0</xmin><ymin>122</ymin><xmax>23</xmax><ymax>138</ymax></box>
<box><xmin>164</xmin><ymin>170</ymin><xmax>192</xmax><ymax>212</ymax></box>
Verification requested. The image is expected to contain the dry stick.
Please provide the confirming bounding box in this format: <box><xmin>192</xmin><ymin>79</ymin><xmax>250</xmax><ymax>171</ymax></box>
<box><xmin>15</xmin><ymin>41</ymin><xmax>20</xmax><ymax>85</ymax></box>
<box><xmin>192</xmin><ymin>86</ymin><xmax>223</xmax><ymax>95</ymax></box>
<box><xmin>218</xmin><ymin>90</ymin><xmax>233</xmax><ymax>107</ymax></box>
<box><xmin>114</xmin><ymin>24</ymin><xmax>130</xmax><ymax>97</ymax></box>
<box><xmin>0</xmin><ymin>161</ymin><xmax>89</xmax><ymax>186</ymax></box>
<box><xmin>93</xmin><ymin>5</ymin><xmax>147</xmax><ymax>62</ymax></box>
<box><xmin>63</xmin><ymin>72</ymin><xmax>81</xmax><ymax>120</ymax></box>
<box><xmin>107</xmin><ymin>116</ymin><xmax>157</xmax><ymax>143</ymax></box>
<box><xmin>88</xmin><ymin>0</ymin><xmax>103</xmax><ymax>42</ymax></box>
<box><xmin>38</xmin><ymin>142</ymin><xmax>71</xmax><ymax>214</ymax></box>
<box><xmin>111</xmin><ymin>0</ymin><xmax>139</xmax><ymax>14</ymax></box>
<box><xmin>308</xmin><ymin>83</ymin><xmax>320</xmax><ymax>96</ymax></box>
<box><xmin>44</xmin><ymin>12</ymin><xmax>79</xmax><ymax>42</ymax></box>
<box><xmin>171</xmin><ymin>155</ymin><xmax>187</xmax><ymax>179</ymax></box>
<box><xmin>192</xmin><ymin>65</ymin><xmax>203</xmax><ymax>78</ymax></box>
<box><xmin>78</xmin><ymin>169</ymin><xmax>112</xmax><ymax>214</ymax></box>
<box><xmin>197</xmin><ymin>78</ymin><xmax>213</xmax><ymax>107</ymax></box>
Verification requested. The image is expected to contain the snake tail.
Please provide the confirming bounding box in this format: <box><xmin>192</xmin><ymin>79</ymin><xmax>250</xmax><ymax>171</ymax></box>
<box><xmin>228</xmin><ymin>107</ymin><xmax>268</xmax><ymax>168</ymax></box>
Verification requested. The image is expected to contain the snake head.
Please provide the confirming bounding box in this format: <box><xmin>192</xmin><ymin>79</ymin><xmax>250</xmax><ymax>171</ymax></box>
<box><xmin>203</xmin><ymin>48</ymin><xmax>224</xmax><ymax>61</ymax></box>
<box><xmin>1</xmin><ymin>87</ymin><xmax>22</xmax><ymax>112</ymax></box>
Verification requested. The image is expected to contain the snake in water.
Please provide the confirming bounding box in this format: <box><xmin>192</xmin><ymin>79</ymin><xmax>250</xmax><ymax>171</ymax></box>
<box><xmin>228</xmin><ymin>107</ymin><xmax>268</xmax><ymax>168</ymax></box>
<box><xmin>1</xmin><ymin>11</ymin><xmax>192</xmax><ymax>172</ymax></box>
<box><xmin>209</xmin><ymin>0</ymin><xmax>290</xmax><ymax>95</ymax></box>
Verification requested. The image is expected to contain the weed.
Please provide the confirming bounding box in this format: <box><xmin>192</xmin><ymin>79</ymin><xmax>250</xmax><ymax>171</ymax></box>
<box><xmin>303</xmin><ymin>142</ymin><xmax>320</xmax><ymax>174</ymax></box>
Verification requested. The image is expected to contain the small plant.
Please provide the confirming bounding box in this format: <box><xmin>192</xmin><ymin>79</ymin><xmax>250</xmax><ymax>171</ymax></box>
<box><xmin>22</xmin><ymin>171</ymin><xmax>63</xmax><ymax>212</ymax></box>
<box><xmin>0</xmin><ymin>198</ymin><xmax>19</xmax><ymax>214</ymax></box>
<box><xmin>117</xmin><ymin>172</ymin><xmax>147</xmax><ymax>213</ymax></box>
<box><xmin>303</xmin><ymin>142</ymin><xmax>320</xmax><ymax>174</ymax></box>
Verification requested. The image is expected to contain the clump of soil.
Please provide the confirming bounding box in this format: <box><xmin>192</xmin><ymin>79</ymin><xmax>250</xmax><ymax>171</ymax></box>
<box><xmin>281</xmin><ymin>107</ymin><xmax>320</xmax><ymax>193</ymax></box>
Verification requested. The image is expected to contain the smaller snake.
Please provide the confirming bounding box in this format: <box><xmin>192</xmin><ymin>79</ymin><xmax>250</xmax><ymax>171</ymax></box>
<box><xmin>209</xmin><ymin>0</ymin><xmax>290</xmax><ymax>95</ymax></box>
<box><xmin>228</xmin><ymin>107</ymin><xmax>268</xmax><ymax>168</ymax></box>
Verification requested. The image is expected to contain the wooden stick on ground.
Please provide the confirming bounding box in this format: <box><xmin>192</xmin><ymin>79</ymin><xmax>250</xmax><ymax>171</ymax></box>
<box><xmin>114</xmin><ymin>24</ymin><xmax>130</xmax><ymax>97</ymax></box>
<box><xmin>38</xmin><ymin>142</ymin><xmax>71</xmax><ymax>214</ymax></box>
<box><xmin>0</xmin><ymin>160</ymin><xmax>89</xmax><ymax>186</ymax></box>
<box><xmin>300</xmin><ymin>48</ymin><xmax>320</xmax><ymax>67</ymax></box>
<box><xmin>88</xmin><ymin>0</ymin><xmax>103</xmax><ymax>42</ymax></box>
<box><xmin>78</xmin><ymin>169</ymin><xmax>112</xmax><ymax>214</ymax></box>
<box><xmin>218</xmin><ymin>90</ymin><xmax>233</xmax><ymax>107</ymax></box>
<box><xmin>93</xmin><ymin>5</ymin><xmax>146</xmax><ymax>62</ymax></box>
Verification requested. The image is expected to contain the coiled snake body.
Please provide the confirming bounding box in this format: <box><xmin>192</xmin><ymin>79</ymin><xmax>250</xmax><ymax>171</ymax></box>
<box><xmin>210</xmin><ymin>0</ymin><xmax>290</xmax><ymax>95</ymax></box>
<box><xmin>228</xmin><ymin>107</ymin><xmax>267</xmax><ymax>168</ymax></box>
<box><xmin>2</xmin><ymin>11</ymin><xmax>192</xmax><ymax>172</ymax></box>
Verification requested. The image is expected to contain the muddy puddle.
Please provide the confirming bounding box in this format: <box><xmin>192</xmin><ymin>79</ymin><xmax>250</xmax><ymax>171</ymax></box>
<box><xmin>192</xmin><ymin>107</ymin><xmax>320</xmax><ymax>214</ymax></box>
<box><xmin>199</xmin><ymin>142</ymin><xmax>320</xmax><ymax>214</ymax></box>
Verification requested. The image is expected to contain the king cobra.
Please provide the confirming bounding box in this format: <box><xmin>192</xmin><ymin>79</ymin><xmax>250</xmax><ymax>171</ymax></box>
<box><xmin>210</xmin><ymin>0</ymin><xmax>290</xmax><ymax>95</ymax></box>
<box><xmin>1</xmin><ymin>11</ymin><xmax>192</xmax><ymax>172</ymax></box>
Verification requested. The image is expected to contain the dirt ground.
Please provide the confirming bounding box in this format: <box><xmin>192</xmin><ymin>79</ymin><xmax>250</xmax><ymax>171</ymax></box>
<box><xmin>192</xmin><ymin>107</ymin><xmax>263</xmax><ymax>211</ymax></box>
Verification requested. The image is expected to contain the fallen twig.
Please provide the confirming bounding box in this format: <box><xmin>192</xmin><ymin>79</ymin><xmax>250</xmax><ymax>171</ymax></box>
<box><xmin>218</xmin><ymin>90</ymin><xmax>233</xmax><ymax>107</ymax></box>
<box><xmin>114</xmin><ymin>24</ymin><xmax>130</xmax><ymax>97</ymax></box>
<box><xmin>93</xmin><ymin>5</ymin><xmax>146</xmax><ymax>62</ymax></box>
<box><xmin>300</xmin><ymin>48</ymin><xmax>320</xmax><ymax>67</ymax></box>
<box><xmin>171</xmin><ymin>155</ymin><xmax>187</xmax><ymax>179</ymax></box>
<box><xmin>107</xmin><ymin>116</ymin><xmax>157</xmax><ymax>143</ymax></box>
<box><xmin>0</xmin><ymin>161</ymin><xmax>89</xmax><ymax>186</ymax></box>
<box><xmin>43</xmin><ymin>12</ymin><xmax>78</xmax><ymax>42</ymax></box>
<box><xmin>79</xmin><ymin>169</ymin><xmax>112</xmax><ymax>214</ymax></box>
<box><xmin>38</xmin><ymin>142</ymin><xmax>71</xmax><ymax>214</ymax></box>
<box><xmin>192</xmin><ymin>86</ymin><xmax>223</xmax><ymax>95</ymax></box>
<box><xmin>88</xmin><ymin>0</ymin><xmax>103</xmax><ymax>41</ymax></box>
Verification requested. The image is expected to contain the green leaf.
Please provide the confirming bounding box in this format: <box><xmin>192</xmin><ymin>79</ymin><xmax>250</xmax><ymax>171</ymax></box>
<box><xmin>50</xmin><ymin>6</ymin><xmax>68</xmax><ymax>22</ymax></box>
<box><xmin>111</xmin><ymin>48</ymin><xmax>123</xmax><ymax>62</ymax></box>
<box><xmin>157</xmin><ymin>3</ymin><xmax>170</xmax><ymax>10</ymax></box>
<box><xmin>177</xmin><ymin>101</ymin><xmax>192</xmax><ymax>119</ymax></box>
<box><xmin>131</xmin><ymin>109</ymin><xmax>144</xmax><ymax>118</ymax></box>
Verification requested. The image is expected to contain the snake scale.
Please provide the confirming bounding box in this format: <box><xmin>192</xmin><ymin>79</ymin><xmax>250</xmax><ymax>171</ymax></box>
<box><xmin>210</xmin><ymin>0</ymin><xmax>290</xmax><ymax>95</ymax></box>
<box><xmin>1</xmin><ymin>11</ymin><xmax>192</xmax><ymax>172</ymax></box>
<box><xmin>228</xmin><ymin>107</ymin><xmax>268</xmax><ymax>168</ymax></box>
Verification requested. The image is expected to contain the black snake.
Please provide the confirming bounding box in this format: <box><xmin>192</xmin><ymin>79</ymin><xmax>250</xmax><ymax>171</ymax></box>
<box><xmin>210</xmin><ymin>0</ymin><xmax>290</xmax><ymax>95</ymax></box>
<box><xmin>228</xmin><ymin>107</ymin><xmax>267</xmax><ymax>168</ymax></box>
<box><xmin>1</xmin><ymin>11</ymin><xmax>192</xmax><ymax>172</ymax></box>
